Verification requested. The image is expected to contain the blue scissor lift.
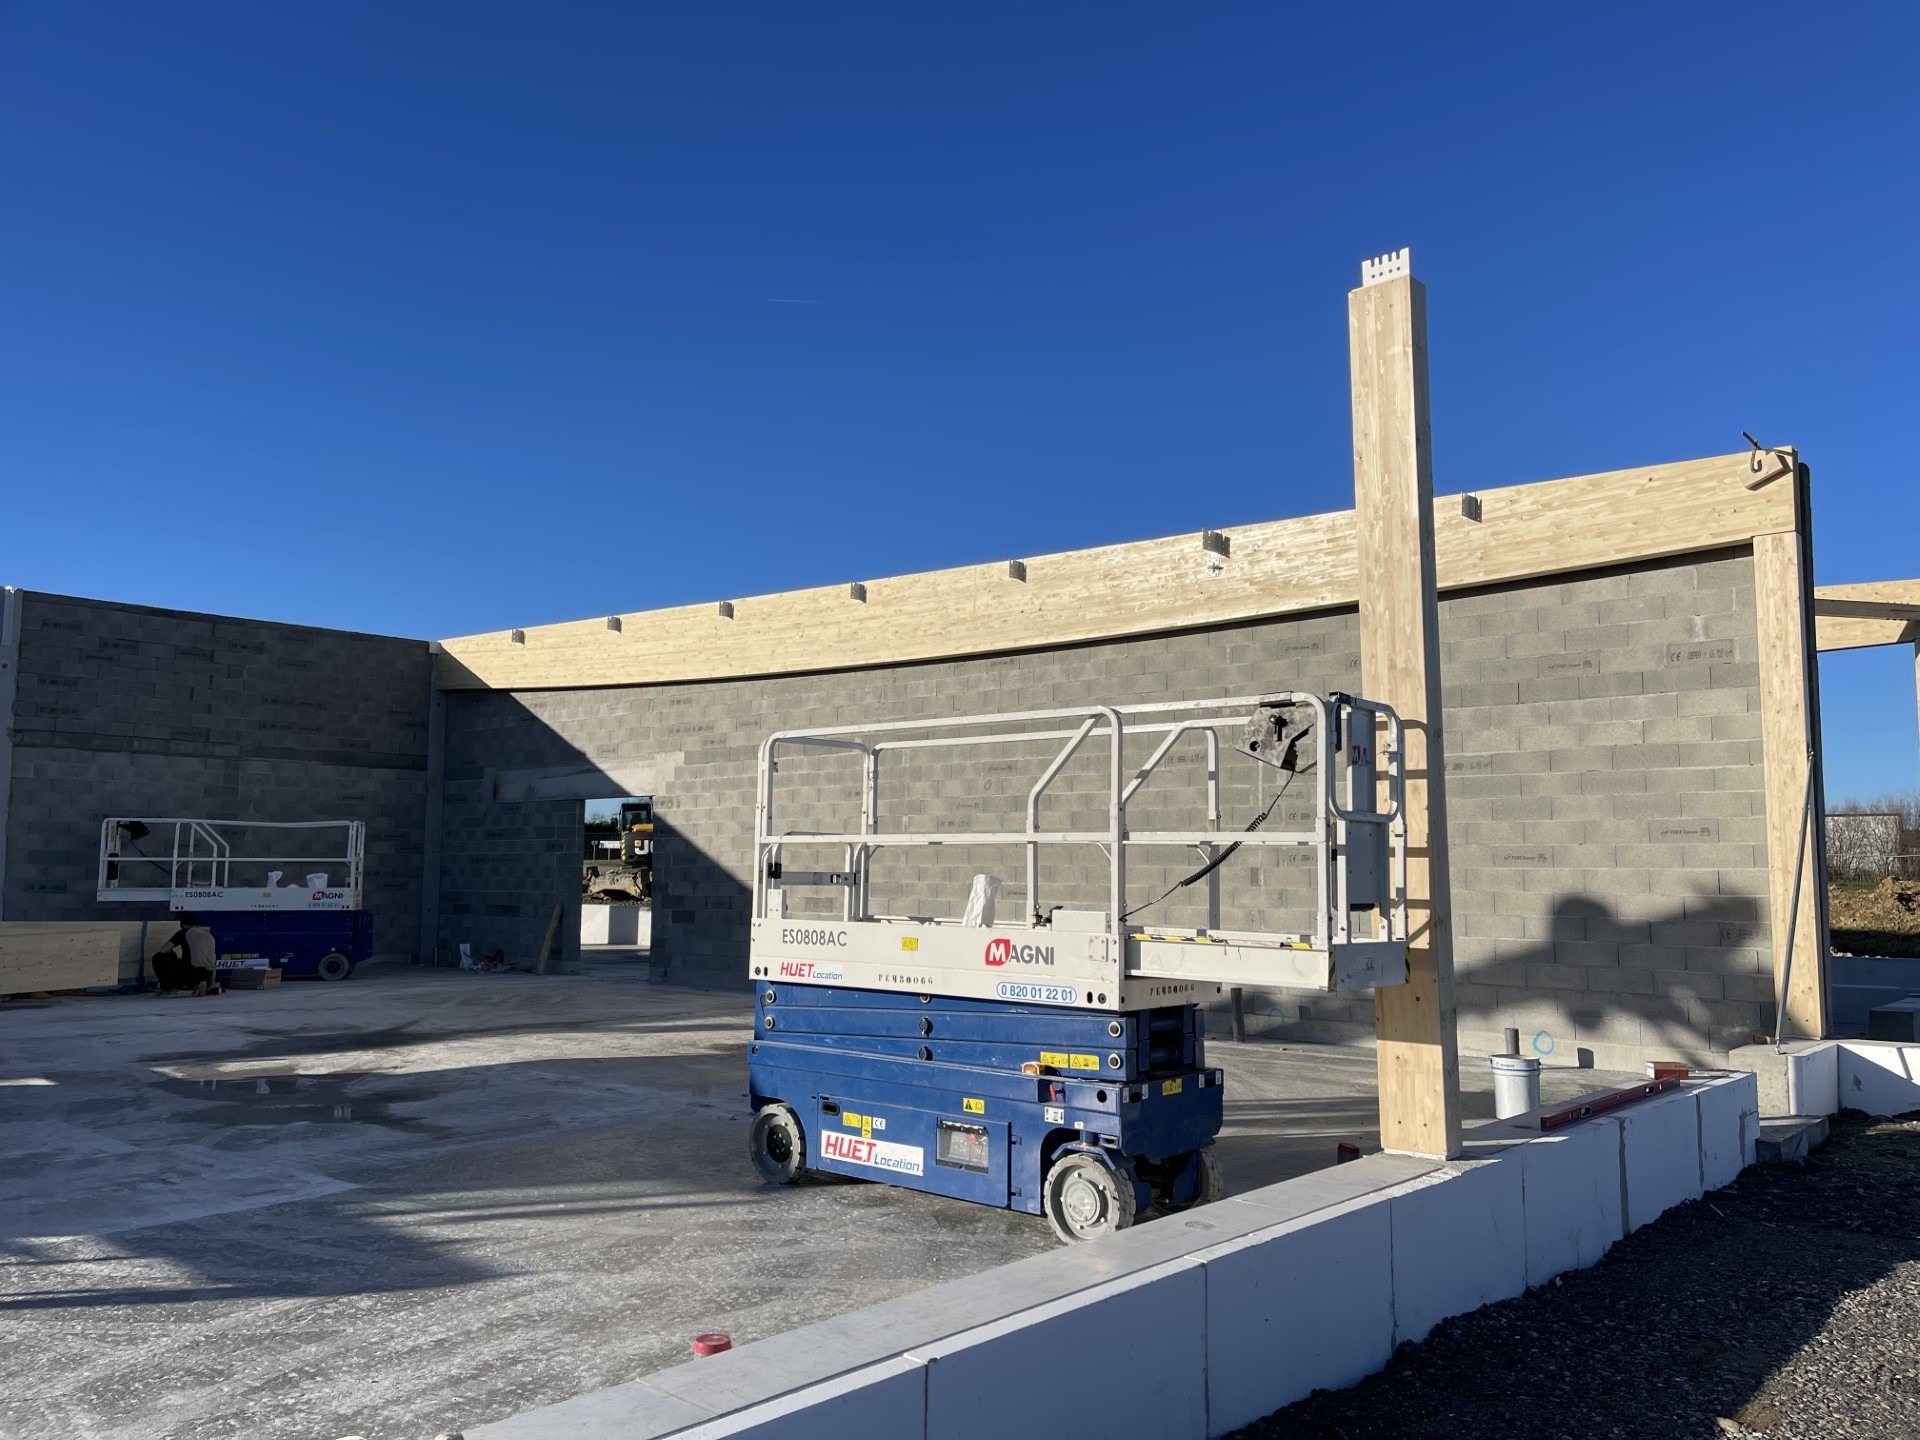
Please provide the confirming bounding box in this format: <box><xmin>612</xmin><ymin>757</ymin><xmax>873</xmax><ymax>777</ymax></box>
<box><xmin>746</xmin><ymin>692</ymin><xmax>1411</xmax><ymax>1242</ymax></box>
<box><xmin>96</xmin><ymin>817</ymin><xmax>371</xmax><ymax>981</ymax></box>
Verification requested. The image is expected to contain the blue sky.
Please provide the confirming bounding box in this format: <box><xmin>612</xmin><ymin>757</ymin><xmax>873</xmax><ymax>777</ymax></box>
<box><xmin>2</xmin><ymin>3</ymin><xmax>1915</xmax><ymax>800</ymax></box>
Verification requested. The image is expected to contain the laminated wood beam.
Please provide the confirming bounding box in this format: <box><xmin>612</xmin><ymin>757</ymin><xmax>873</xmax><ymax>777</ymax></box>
<box><xmin>1813</xmin><ymin>581</ymin><xmax>1920</xmax><ymax>652</ymax></box>
<box><xmin>1349</xmin><ymin>252</ymin><xmax>1461</xmax><ymax>1161</ymax></box>
<box><xmin>0</xmin><ymin>924</ymin><xmax>122</xmax><ymax>994</ymax></box>
<box><xmin>436</xmin><ymin>451</ymin><xmax>1795</xmax><ymax>692</ymax></box>
<box><xmin>1755</xmin><ymin>530</ymin><xmax>1829</xmax><ymax>1039</ymax></box>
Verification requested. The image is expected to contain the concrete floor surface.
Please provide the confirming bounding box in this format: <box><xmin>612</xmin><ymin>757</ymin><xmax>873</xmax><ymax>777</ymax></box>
<box><xmin>2</xmin><ymin>961</ymin><xmax>1628</xmax><ymax>1440</ymax></box>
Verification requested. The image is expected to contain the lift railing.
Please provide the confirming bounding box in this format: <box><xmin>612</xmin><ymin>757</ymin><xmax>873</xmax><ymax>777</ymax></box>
<box><xmin>97</xmin><ymin>818</ymin><xmax>365</xmax><ymax>908</ymax></box>
<box><xmin>753</xmin><ymin>692</ymin><xmax>1407</xmax><ymax>962</ymax></box>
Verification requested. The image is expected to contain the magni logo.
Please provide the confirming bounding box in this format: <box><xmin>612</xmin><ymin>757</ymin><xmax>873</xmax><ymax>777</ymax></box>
<box><xmin>984</xmin><ymin>938</ymin><xmax>1054</xmax><ymax>967</ymax></box>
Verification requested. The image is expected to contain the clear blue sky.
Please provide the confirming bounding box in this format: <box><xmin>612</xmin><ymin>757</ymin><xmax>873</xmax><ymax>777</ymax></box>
<box><xmin>2</xmin><ymin>3</ymin><xmax>1915</xmax><ymax>800</ymax></box>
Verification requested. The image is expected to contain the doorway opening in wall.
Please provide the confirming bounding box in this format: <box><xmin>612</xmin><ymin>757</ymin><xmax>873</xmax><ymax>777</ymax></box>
<box><xmin>1816</xmin><ymin>647</ymin><xmax>1920</xmax><ymax>1030</ymax></box>
<box><xmin>582</xmin><ymin>796</ymin><xmax>651</xmax><ymax>956</ymax></box>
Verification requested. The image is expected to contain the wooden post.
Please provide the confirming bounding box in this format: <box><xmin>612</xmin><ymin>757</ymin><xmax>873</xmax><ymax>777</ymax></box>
<box><xmin>1349</xmin><ymin>249</ymin><xmax>1462</xmax><ymax>1159</ymax></box>
<box><xmin>1754</xmin><ymin>526</ymin><xmax>1829</xmax><ymax>1038</ymax></box>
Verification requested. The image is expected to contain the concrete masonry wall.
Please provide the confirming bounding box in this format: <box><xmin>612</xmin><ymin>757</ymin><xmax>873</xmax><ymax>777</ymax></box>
<box><xmin>439</xmin><ymin>548</ymin><xmax>1774</xmax><ymax>1066</ymax></box>
<box><xmin>0</xmin><ymin>592</ymin><xmax>434</xmax><ymax>958</ymax></box>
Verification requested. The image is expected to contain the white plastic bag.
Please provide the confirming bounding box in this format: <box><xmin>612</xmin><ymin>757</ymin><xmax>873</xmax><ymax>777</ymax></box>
<box><xmin>962</xmin><ymin>873</ymin><xmax>1001</xmax><ymax>927</ymax></box>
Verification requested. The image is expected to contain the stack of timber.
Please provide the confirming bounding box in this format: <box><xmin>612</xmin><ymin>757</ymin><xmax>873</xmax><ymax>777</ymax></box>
<box><xmin>0</xmin><ymin>923</ymin><xmax>133</xmax><ymax>995</ymax></box>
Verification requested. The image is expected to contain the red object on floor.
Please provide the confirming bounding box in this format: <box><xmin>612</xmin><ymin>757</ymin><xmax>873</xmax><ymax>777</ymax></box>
<box><xmin>693</xmin><ymin>1333</ymin><xmax>732</xmax><ymax>1356</ymax></box>
<box><xmin>1336</xmin><ymin>1142</ymin><xmax>1361</xmax><ymax>1164</ymax></box>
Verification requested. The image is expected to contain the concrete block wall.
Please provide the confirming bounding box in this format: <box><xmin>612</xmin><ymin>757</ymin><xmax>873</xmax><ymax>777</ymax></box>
<box><xmin>440</xmin><ymin>549</ymin><xmax>1774</xmax><ymax>1066</ymax></box>
<box><xmin>0</xmin><ymin>592</ymin><xmax>433</xmax><ymax>957</ymax></box>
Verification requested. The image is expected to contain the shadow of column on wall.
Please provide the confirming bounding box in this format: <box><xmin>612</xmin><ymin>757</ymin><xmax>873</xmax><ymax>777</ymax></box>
<box><xmin>1446</xmin><ymin>888</ymin><xmax>1777</xmax><ymax>1063</ymax></box>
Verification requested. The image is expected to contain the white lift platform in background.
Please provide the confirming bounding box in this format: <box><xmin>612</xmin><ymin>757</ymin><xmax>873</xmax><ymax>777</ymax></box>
<box><xmin>97</xmin><ymin>817</ymin><xmax>365</xmax><ymax>912</ymax></box>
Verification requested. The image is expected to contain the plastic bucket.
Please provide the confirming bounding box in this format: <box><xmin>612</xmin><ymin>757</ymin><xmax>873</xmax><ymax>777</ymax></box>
<box><xmin>1489</xmin><ymin>1053</ymin><xmax>1542</xmax><ymax>1119</ymax></box>
<box><xmin>306</xmin><ymin>872</ymin><xmax>329</xmax><ymax>889</ymax></box>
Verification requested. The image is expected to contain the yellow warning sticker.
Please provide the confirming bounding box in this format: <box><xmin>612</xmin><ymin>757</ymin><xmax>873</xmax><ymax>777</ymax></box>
<box><xmin>1161</xmin><ymin>1078</ymin><xmax>1183</xmax><ymax>1096</ymax></box>
<box><xmin>963</xmin><ymin>1097</ymin><xmax>985</xmax><ymax>1114</ymax></box>
<box><xmin>842</xmin><ymin>1111</ymin><xmax>862</xmax><ymax>1128</ymax></box>
<box><xmin>901</xmin><ymin>937</ymin><xmax>919</xmax><ymax>952</ymax></box>
<box><xmin>1039</xmin><ymin>1051</ymin><xmax>1102</xmax><ymax>1072</ymax></box>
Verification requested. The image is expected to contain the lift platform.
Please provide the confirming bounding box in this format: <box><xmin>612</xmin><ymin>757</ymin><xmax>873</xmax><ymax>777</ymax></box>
<box><xmin>96</xmin><ymin>818</ymin><xmax>371</xmax><ymax>980</ymax></box>
<box><xmin>746</xmin><ymin>692</ymin><xmax>1409</xmax><ymax>1240</ymax></box>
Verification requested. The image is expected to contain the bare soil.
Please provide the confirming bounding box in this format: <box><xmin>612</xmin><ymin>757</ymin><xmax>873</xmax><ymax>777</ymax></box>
<box><xmin>1829</xmin><ymin>878</ymin><xmax>1920</xmax><ymax>958</ymax></box>
<box><xmin>1233</xmin><ymin>1112</ymin><xmax>1920</xmax><ymax>1440</ymax></box>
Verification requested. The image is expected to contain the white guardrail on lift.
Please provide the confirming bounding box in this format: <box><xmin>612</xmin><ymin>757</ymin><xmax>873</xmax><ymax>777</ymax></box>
<box><xmin>96</xmin><ymin>817</ymin><xmax>365</xmax><ymax>911</ymax></box>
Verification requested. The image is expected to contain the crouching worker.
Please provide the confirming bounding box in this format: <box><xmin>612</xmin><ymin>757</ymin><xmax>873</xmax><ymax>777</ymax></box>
<box><xmin>152</xmin><ymin>915</ymin><xmax>220</xmax><ymax>995</ymax></box>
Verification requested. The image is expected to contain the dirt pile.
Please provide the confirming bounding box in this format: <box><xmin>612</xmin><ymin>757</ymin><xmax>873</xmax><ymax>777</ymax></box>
<box><xmin>1829</xmin><ymin>877</ymin><xmax>1920</xmax><ymax>956</ymax></box>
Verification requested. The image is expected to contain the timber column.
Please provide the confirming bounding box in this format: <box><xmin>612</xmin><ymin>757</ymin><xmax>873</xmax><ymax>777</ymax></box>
<box><xmin>1349</xmin><ymin>249</ymin><xmax>1462</xmax><ymax>1158</ymax></box>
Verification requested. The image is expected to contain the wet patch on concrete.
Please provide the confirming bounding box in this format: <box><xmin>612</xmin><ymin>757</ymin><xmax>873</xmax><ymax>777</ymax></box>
<box><xmin>152</xmin><ymin>1073</ymin><xmax>445</xmax><ymax>1132</ymax></box>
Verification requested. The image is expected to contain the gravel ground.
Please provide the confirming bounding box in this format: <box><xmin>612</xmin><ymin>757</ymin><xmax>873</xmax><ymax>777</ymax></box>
<box><xmin>1234</xmin><ymin>1112</ymin><xmax>1920</xmax><ymax>1440</ymax></box>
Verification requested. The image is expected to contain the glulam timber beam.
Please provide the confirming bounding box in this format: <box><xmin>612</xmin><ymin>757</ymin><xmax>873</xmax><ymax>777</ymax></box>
<box><xmin>437</xmin><ymin>450</ymin><xmax>1795</xmax><ymax>692</ymax></box>
<box><xmin>1349</xmin><ymin>249</ymin><xmax>1461</xmax><ymax>1159</ymax></box>
<box><xmin>1813</xmin><ymin>582</ymin><xmax>1920</xmax><ymax>652</ymax></box>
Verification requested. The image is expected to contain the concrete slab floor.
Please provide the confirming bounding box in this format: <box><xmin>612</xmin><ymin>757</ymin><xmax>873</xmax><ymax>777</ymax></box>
<box><xmin>1</xmin><ymin>962</ymin><xmax>1634</xmax><ymax>1440</ymax></box>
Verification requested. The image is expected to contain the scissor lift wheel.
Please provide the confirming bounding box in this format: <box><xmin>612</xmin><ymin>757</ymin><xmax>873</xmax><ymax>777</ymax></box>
<box><xmin>315</xmin><ymin>951</ymin><xmax>351</xmax><ymax>982</ymax></box>
<box><xmin>750</xmin><ymin>1104</ymin><xmax>807</xmax><ymax>1184</ymax></box>
<box><xmin>1043</xmin><ymin>1154</ymin><xmax>1138</xmax><ymax>1244</ymax></box>
<box><xmin>1152</xmin><ymin>1147</ymin><xmax>1225</xmax><ymax>1214</ymax></box>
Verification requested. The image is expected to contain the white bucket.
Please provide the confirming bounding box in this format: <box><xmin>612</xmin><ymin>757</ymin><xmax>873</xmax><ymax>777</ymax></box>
<box><xmin>266</xmin><ymin>870</ymin><xmax>283</xmax><ymax>888</ymax></box>
<box><xmin>306</xmin><ymin>872</ymin><xmax>328</xmax><ymax>889</ymax></box>
<box><xmin>1490</xmin><ymin>1052</ymin><xmax>1543</xmax><ymax>1119</ymax></box>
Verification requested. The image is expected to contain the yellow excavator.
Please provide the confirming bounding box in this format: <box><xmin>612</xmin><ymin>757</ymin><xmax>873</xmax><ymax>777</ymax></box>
<box><xmin>617</xmin><ymin>798</ymin><xmax>653</xmax><ymax>900</ymax></box>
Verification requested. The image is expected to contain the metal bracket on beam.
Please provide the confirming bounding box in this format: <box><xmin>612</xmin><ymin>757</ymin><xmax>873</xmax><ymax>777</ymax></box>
<box><xmin>1360</xmin><ymin>247</ymin><xmax>1412</xmax><ymax>288</ymax></box>
<box><xmin>1741</xmin><ymin>433</ymin><xmax>1797</xmax><ymax>490</ymax></box>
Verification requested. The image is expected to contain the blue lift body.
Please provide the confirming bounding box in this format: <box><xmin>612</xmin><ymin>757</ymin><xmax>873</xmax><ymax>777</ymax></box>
<box><xmin>749</xmin><ymin>983</ymin><xmax>1224</xmax><ymax>1214</ymax></box>
<box><xmin>203</xmin><ymin>910</ymin><xmax>374</xmax><ymax>979</ymax></box>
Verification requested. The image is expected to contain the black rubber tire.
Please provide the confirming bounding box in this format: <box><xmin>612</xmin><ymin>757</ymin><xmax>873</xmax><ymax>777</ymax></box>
<box><xmin>749</xmin><ymin>1103</ymin><xmax>807</xmax><ymax>1184</ymax></box>
<box><xmin>1043</xmin><ymin>1153</ymin><xmax>1137</xmax><ymax>1244</ymax></box>
<box><xmin>1196</xmin><ymin>1147</ymin><xmax>1225</xmax><ymax>1205</ymax></box>
<box><xmin>315</xmin><ymin>952</ymin><xmax>351</xmax><ymax>982</ymax></box>
<box><xmin>1153</xmin><ymin>1148</ymin><xmax>1225</xmax><ymax>1214</ymax></box>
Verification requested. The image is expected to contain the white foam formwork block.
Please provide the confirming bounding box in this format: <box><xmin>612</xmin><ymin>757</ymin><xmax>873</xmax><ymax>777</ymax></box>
<box><xmin>580</xmin><ymin>904</ymin><xmax>611</xmax><ymax>945</ymax></box>
<box><xmin>1619</xmin><ymin>1086</ymin><xmax>1703</xmax><ymax>1231</ymax></box>
<box><xmin>1695</xmin><ymin>1073</ymin><xmax>1760</xmax><ymax>1191</ymax></box>
<box><xmin>1202</xmin><ymin>1195</ymin><xmax>1397</xmax><ymax>1436</ymax></box>
<box><xmin>912</xmin><ymin>1258</ymin><xmax>1206</xmax><ymax>1440</ymax></box>
<box><xmin>1387</xmin><ymin>1160</ymin><xmax>1527</xmax><ymax>1346</ymax></box>
<box><xmin>1514</xmin><ymin>1117</ymin><xmax>1624</xmax><ymax>1289</ymax></box>
<box><xmin>1787</xmin><ymin>1043</ymin><xmax>1839</xmax><ymax>1117</ymax></box>
<box><xmin>466</xmin><ymin>1379</ymin><xmax>709</xmax><ymax>1439</ymax></box>
<box><xmin>670</xmin><ymin>1357</ymin><xmax>925</xmax><ymax>1440</ymax></box>
<box><xmin>1837</xmin><ymin>1042</ymin><xmax>1920</xmax><ymax>1116</ymax></box>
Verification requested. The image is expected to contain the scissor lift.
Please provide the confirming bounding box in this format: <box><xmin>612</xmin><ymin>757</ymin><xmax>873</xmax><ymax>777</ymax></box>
<box><xmin>96</xmin><ymin>817</ymin><xmax>371</xmax><ymax>980</ymax></box>
<box><xmin>746</xmin><ymin>691</ymin><xmax>1410</xmax><ymax>1241</ymax></box>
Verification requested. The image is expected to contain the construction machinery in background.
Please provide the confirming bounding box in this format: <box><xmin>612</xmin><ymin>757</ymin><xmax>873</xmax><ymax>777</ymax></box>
<box><xmin>97</xmin><ymin>817</ymin><xmax>371</xmax><ymax>981</ymax></box>
<box><xmin>618</xmin><ymin>798</ymin><xmax>654</xmax><ymax>901</ymax></box>
<box><xmin>745</xmin><ymin>691</ymin><xmax>1409</xmax><ymax>1241</ymax></box>
<box><xmin>584</xmin><ymin>798</ymin><xmax>654</xmax><ymax>902</ymax></box>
